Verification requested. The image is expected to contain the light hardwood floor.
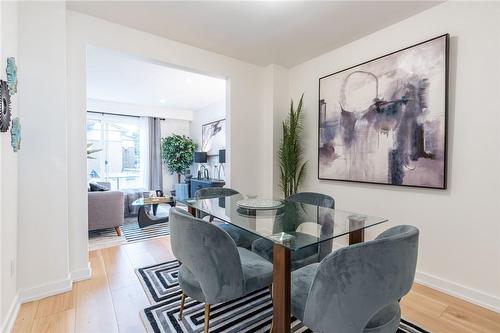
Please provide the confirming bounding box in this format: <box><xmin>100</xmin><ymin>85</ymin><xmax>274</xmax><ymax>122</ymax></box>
<box><xmin>12</xmin><ymin>236</ymin><xmax>500</xmax><ymax>333</ymax></box>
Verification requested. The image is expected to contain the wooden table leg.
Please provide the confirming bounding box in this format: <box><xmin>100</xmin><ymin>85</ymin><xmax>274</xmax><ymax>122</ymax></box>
<box><xmin>349</xmin><ymin>229</ymin><xmax>365</xmax><ymax>245</ymax></box>
<box><xmin>273</xmin><ymin>244</ymin><xmax>291</xmax><ymax>333</ymax></box>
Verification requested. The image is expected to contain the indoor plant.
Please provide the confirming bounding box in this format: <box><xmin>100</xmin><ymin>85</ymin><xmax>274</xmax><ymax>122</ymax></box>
<box><xmin>279</xmin><ymin>94</ymin><xmax>307</xmax><ymax>198</ymax></box>
<box><xmin>161</xmin><ymin>134</ymin><xmax>197</xmax><ymax>183</ymax></box>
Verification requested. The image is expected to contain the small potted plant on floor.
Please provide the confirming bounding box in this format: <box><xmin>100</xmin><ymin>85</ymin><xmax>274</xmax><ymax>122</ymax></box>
<box><xmin>161</xmin><ymin>134</ymin><xmax>197</xmax><ymax>199</ymax></box>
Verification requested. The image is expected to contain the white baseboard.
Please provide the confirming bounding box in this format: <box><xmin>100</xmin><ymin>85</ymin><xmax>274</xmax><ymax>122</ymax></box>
<box><xmin>415</xmin><ymin>270</ymin><xmax>500</xmax><ymax>313</ymax></box>
<box><xmin>70</xmin><ymin>262</ymin><xmax>92</xmax><ymax>282</ymax></box>
<box><xmin>1</xmin><ymin>294</ymin><xmax>20</xmax><ymax>333</ymax></box>
<box><xmin>18</xmin><ymin>276</ymin><xmax>72</xmax><ymax>303</ymax></box>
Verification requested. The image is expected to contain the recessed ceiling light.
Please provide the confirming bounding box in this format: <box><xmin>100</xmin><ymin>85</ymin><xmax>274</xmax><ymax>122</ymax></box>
<box><xmin>159</xmin><ymin>99</ymin><xmax>166</xmax><ymax>104</ymax></box>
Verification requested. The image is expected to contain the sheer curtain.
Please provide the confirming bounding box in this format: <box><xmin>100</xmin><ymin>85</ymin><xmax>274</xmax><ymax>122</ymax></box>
<box><xmin>147</xmin><ymin>117</ymin><xmax>163</xmax><ymax>191</ymax></box>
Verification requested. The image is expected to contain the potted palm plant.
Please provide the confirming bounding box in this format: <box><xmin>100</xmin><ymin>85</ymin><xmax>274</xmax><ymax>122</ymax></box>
<box><xmin>279</xmin><ymin>94</ymin><xmax>307</xmax><ymax>198</ymax></box>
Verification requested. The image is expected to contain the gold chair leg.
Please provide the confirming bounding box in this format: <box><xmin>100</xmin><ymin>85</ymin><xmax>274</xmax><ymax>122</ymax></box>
<box><xmin>204</xmin><ymin>303</ymin><xmax>211</xmax><ymax>333</ymax></box>
<box><xmin>178</xmin><ymin>292</ymin><xmax>186</xmax><ymax>320</ymax></box>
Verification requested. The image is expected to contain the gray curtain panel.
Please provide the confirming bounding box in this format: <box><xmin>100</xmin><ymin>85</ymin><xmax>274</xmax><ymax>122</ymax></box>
<box><xmin>148</xmin><ymin>117</ymin><xmax>163</xmax><ymax>190</ymax></box>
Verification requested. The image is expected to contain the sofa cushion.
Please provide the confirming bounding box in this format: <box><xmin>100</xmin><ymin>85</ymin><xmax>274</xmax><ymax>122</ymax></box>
<box><xmin>89</xmin><ymin>182</ymin><xmax>109</xmax><ymax>192</ymax></box>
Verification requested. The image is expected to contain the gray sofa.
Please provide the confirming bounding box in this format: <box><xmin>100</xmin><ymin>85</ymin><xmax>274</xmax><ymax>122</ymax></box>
<box><xmin>88</xmin><ymin>181</ymin><xmax>147</xmax><ymax>234</ymax></box>
<box><xmin>88</xmin><ymin>190</ymin><xmax>124</xmax><ymax>235</ymax></box>
<box><xmin>122</xmin><ymin>188</ymin><xmax>146</xmax><ymax>217</ymax></box>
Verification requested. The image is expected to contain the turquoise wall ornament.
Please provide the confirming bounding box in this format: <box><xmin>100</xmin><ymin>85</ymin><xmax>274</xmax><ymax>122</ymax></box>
<box><xmin>6</xmin><ymin>57</ymin><xmax>17</xmax><ymax>95</ymax></box>
<box><xmin>10</xmin><ymin>117</ymin><xmax>21</xmax><ymax>152</ymax></box>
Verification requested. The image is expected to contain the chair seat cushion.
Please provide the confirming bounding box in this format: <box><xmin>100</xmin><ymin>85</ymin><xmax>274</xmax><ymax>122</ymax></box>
<box><xmin>218</xmin><ymin>222</ymin><xmax>260</xmax><ymax>249</ymax></box>
<box><xmin>238</xmin><ymin>247</ymin><xmax>274</xmax><ymax>293</ymax></box>
<box><xmin>291</xmin><ymin>263</ymin><xmax>319</xmax><ymax>321</ymax></box>
<box><xmin>252</xmin><ymin>238</ymin><xmax>320</xmax><ymax>270</ymax></box>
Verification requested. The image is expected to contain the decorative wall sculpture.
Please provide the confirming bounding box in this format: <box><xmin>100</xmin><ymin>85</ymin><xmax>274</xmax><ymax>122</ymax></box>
<box><xmin>202</xmin><ymin>119</ymin><xmax>226</xmax><ymax>156</ymax></box>
<box><xmin>10</xmin><ymin>117</ymin><xmax>21</xmax><ymax>152</ymax></box>
<box><xmin>6</xmin><ymin>57</ymin><xmax>17</xmax><ymax>95</ymax></box>
<box><xmin>0</xmin><ymin>80</ymin><xmax>12</xmax><ymax>132</ymax></box>
<box><xmin>318</xmin><ymin>35</ymin><xmax>448</xmax><ymax>189</ymax></box>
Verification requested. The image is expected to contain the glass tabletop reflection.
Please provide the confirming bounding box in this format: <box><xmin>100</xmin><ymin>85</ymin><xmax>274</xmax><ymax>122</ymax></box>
<box><xmin>179</xmin><ymin>194</ymin><xmax>388</xmax><ymax>251</ymax></box>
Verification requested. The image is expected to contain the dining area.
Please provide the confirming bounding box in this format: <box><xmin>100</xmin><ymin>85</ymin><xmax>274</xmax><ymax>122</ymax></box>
<box><xmin>167</xmin><ymin>187</ymin><xmax>419</xmax><ymax>333</ymax></box>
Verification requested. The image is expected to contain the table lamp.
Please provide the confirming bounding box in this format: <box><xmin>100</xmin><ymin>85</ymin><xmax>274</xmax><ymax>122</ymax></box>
<box><xmin>194</xmin><ymin>151</ymin><xmax>208</xmax><ymax>179</ymax></box>
<box><xmin>218</xmin><ymin>149</ymin><xmax>226</xmax><ymax>179</ymax></box>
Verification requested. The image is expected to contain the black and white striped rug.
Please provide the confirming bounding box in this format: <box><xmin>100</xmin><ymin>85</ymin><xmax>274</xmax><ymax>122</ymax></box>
<box><xmin>136</xmin><ymin>261</ymin><xmax>431</xmax><ymax>333</ymax></box>
<box><xmin>89</xmin><ymin>213</ymin><xmax>170</xmax><ymax>250</ymax></box>
<box><xmin>121</xmin><ymin>218</ymin><xmax>171</xmax><ymax>242</ymax></box>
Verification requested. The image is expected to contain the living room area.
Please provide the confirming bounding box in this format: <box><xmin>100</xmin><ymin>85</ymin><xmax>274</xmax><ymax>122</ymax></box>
<box><xmin>85</xmin><ymin>46</ymin><xmax>228</xmax><ymax>249</ymax></box>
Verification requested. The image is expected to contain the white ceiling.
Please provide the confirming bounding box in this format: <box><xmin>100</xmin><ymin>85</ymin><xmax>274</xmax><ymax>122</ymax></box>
<box><xmin>68</xmin><ymin>1</ymin><xmax>442</xmax><ymax>68</ymax></box>
<box><xmin>86</xmin><ymin>46</ymin><xmax>226</xmax><ymax>110</ymax></box>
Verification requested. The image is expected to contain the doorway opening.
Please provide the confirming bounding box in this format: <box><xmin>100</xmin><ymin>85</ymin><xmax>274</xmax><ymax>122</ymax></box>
<box><xmin>85</xmin><ymin>46</ymin><xmax>228</xmax><ymax>250</ymax></box>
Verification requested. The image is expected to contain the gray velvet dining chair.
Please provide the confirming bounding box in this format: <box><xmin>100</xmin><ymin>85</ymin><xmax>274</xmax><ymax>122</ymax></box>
<box><xmin>285</xmin><ymin>225</ymin><xmax>419</xmax><ymax>333</ymax></box>
<box><xmin>195</xmin><ymin>187</ymin><xmax>260</xmax><ymax>249</ymax></box>
<box><xmin>169</xmin><ymin>207</ymin><xmax>274</xmax><ymax>333</ymax></box>
<box><xmin>251</xmin><ymin>191</ymin><xmax>335</xmax><ymax>270</ymax></box>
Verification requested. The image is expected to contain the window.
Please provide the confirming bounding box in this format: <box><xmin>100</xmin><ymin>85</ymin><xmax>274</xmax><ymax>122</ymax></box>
<box><xmin>87</xmin><ymin>113</ymin><xmax>148</xmax><ymax>190</ymax></box>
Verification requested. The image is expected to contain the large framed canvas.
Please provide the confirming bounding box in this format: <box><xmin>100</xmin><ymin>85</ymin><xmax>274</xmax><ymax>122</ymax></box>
<box><xmin>318</xmin><ymin>34</ymin><xmax>448</xmax><ymax>189</ymax></box>
<box><xmin>202</xmin><ymin>119</ymin><xmax>226</xmax><ymax>156</ymax></box>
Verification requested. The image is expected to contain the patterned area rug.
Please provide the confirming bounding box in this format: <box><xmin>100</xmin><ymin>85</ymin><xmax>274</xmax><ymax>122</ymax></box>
<box><xmin>122</xmin><ymin>218</ymin><xmax>171</xmax><ymax>242</ymax></box>
<box><xmin>89</xmin><ymin>207</ymin><xmax>171</xmax><ymax>250</ymax></box>
<box><xmin>136</xmin><ymin>260</ymin><xmax>431</xmax><ymax>333</ymax></box>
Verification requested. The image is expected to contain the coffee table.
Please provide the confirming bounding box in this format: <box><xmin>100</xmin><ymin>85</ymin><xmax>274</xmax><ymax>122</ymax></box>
<box><xmin>131</xmin><ymin>197</ymin><xmax>176</xmax><ymax>228</ymax></box>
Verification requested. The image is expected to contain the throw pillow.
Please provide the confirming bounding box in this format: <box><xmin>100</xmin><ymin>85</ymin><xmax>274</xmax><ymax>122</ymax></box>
<box><xmin>89</xmin><ymin>182</ymin><xmax>109</xmax><ymax>192</ymax></box>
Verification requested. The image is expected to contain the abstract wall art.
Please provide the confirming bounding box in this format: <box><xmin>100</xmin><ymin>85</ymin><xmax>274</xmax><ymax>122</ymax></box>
<box><xmin>318</xmin><ymin>34</ymin><xmax>448</xmax><ymax>189</ymax></box>
<box><xmin>202</xmin><ymin>119</ymin><xmax>226</xmax><ymax>156</ymax></box>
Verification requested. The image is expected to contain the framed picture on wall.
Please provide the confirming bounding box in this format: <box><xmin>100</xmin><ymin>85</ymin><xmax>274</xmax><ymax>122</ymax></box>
<box><xmin>318</xmin><ymin>34</ymin><xmax>449</xmax><ymax>189</ymax></box>
<box><xmin>202</xmin><ymin>119</ymin><xmax>226</xmax><ymax>156</ymax></box>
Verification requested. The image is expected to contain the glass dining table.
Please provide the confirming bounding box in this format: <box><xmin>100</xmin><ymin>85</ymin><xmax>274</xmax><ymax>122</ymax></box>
<box><xmin>179</xmin><ymin>194</ymin><xmax>388</xmax><ymax>333</ymax></box>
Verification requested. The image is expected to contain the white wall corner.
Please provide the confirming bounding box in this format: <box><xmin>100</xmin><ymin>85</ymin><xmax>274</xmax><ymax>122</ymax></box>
<box><xmin>18</xmin><ymin>276</ymin><xmax>72</xmax><ymax>304</ymax></box>
<box><xmin>1</xmin><ymin>294</ymin><xmax>20</xmax><ymax>333</ymax></box>
<box><xmin>70</xmin><ymin>262</ymin><xmax>92</xmax><ymax>282</ymax></box>
<box><xmin>415</xmin><ymin>271</ymin><xmax>500</xmax><ymax>314</ymax></box>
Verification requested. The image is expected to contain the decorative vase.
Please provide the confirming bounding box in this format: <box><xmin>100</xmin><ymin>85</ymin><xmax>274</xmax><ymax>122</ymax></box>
<box><xmin>175</xmin><ymin>183</ymin><xmax>189</xmax><ymax>201</ymax></box>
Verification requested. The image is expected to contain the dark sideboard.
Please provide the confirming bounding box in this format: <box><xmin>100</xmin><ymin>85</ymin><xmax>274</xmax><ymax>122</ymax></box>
<box><xmin>189</xmin><ymin>178</ymin><xmax>226</xmax><ymax>197</ymax></box>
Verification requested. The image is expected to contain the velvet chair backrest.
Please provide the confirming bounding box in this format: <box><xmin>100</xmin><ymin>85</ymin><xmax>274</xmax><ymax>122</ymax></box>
<box><xmin>169</xmin><ymin>207</ymin><xmax>245</xmax><ymax>304</ymax></box>
<box><xmin>303</xmin><ymin>225</ymin><xmax>419</xmax><ymax>333</ymax></box>
<box><xmin>286</xmin><ymin>192</ymin><xmax>335</xmax><ymax>209</ymax></box>
<box><xmin>195</xmin><ymin>187</ymin><xmax>239</xmax><ymax>199</ymax></box>
<box><xmin>287</xmin><ymin>192</ymin><xmax>335</xmax><ymax>259</ymax></box>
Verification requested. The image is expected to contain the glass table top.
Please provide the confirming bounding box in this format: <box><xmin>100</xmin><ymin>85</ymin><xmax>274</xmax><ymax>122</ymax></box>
<box><xmin>179</xmin><ymin>194</ymin><xmax>388</xmax><ymax>251</ymax></box>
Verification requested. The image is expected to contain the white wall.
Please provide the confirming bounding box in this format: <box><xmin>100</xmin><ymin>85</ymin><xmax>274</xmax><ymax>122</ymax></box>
<box><xmin>66</xmin><ymin>10</ymin><xmax>275</xmax><ymax>285</ymax></box>
<box><xmin>269</xmin><ymin>65</ymin><xmax>290</xmax><ymax>198</ymax></box>
<box><xmin>0</xmin><ymin>2</ymin><xmax>19</xmax><ymax>331</ymax></box>
<box><xmin>87</xmin><ymin>98</ymin><xmax>193</xmax><ymax>121</ymax></box>
<box><xmin>258</xmin><ymin>64</ymin><xmax>290</xmax><ymax>199</ymax></box>
<box><xmin>161</xmin><ymin>119</ymin><xmax>191</xmax><ymax>193</ymax></box>
<box><xmin>287</xmin><ymin>1</ymin><xmax>500</xmax><ymax>311</ymax></box>
<box><xmin>17</xmin><ymin>1</ymin><xmax>72</xmax><ymax>302</ymax></box>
